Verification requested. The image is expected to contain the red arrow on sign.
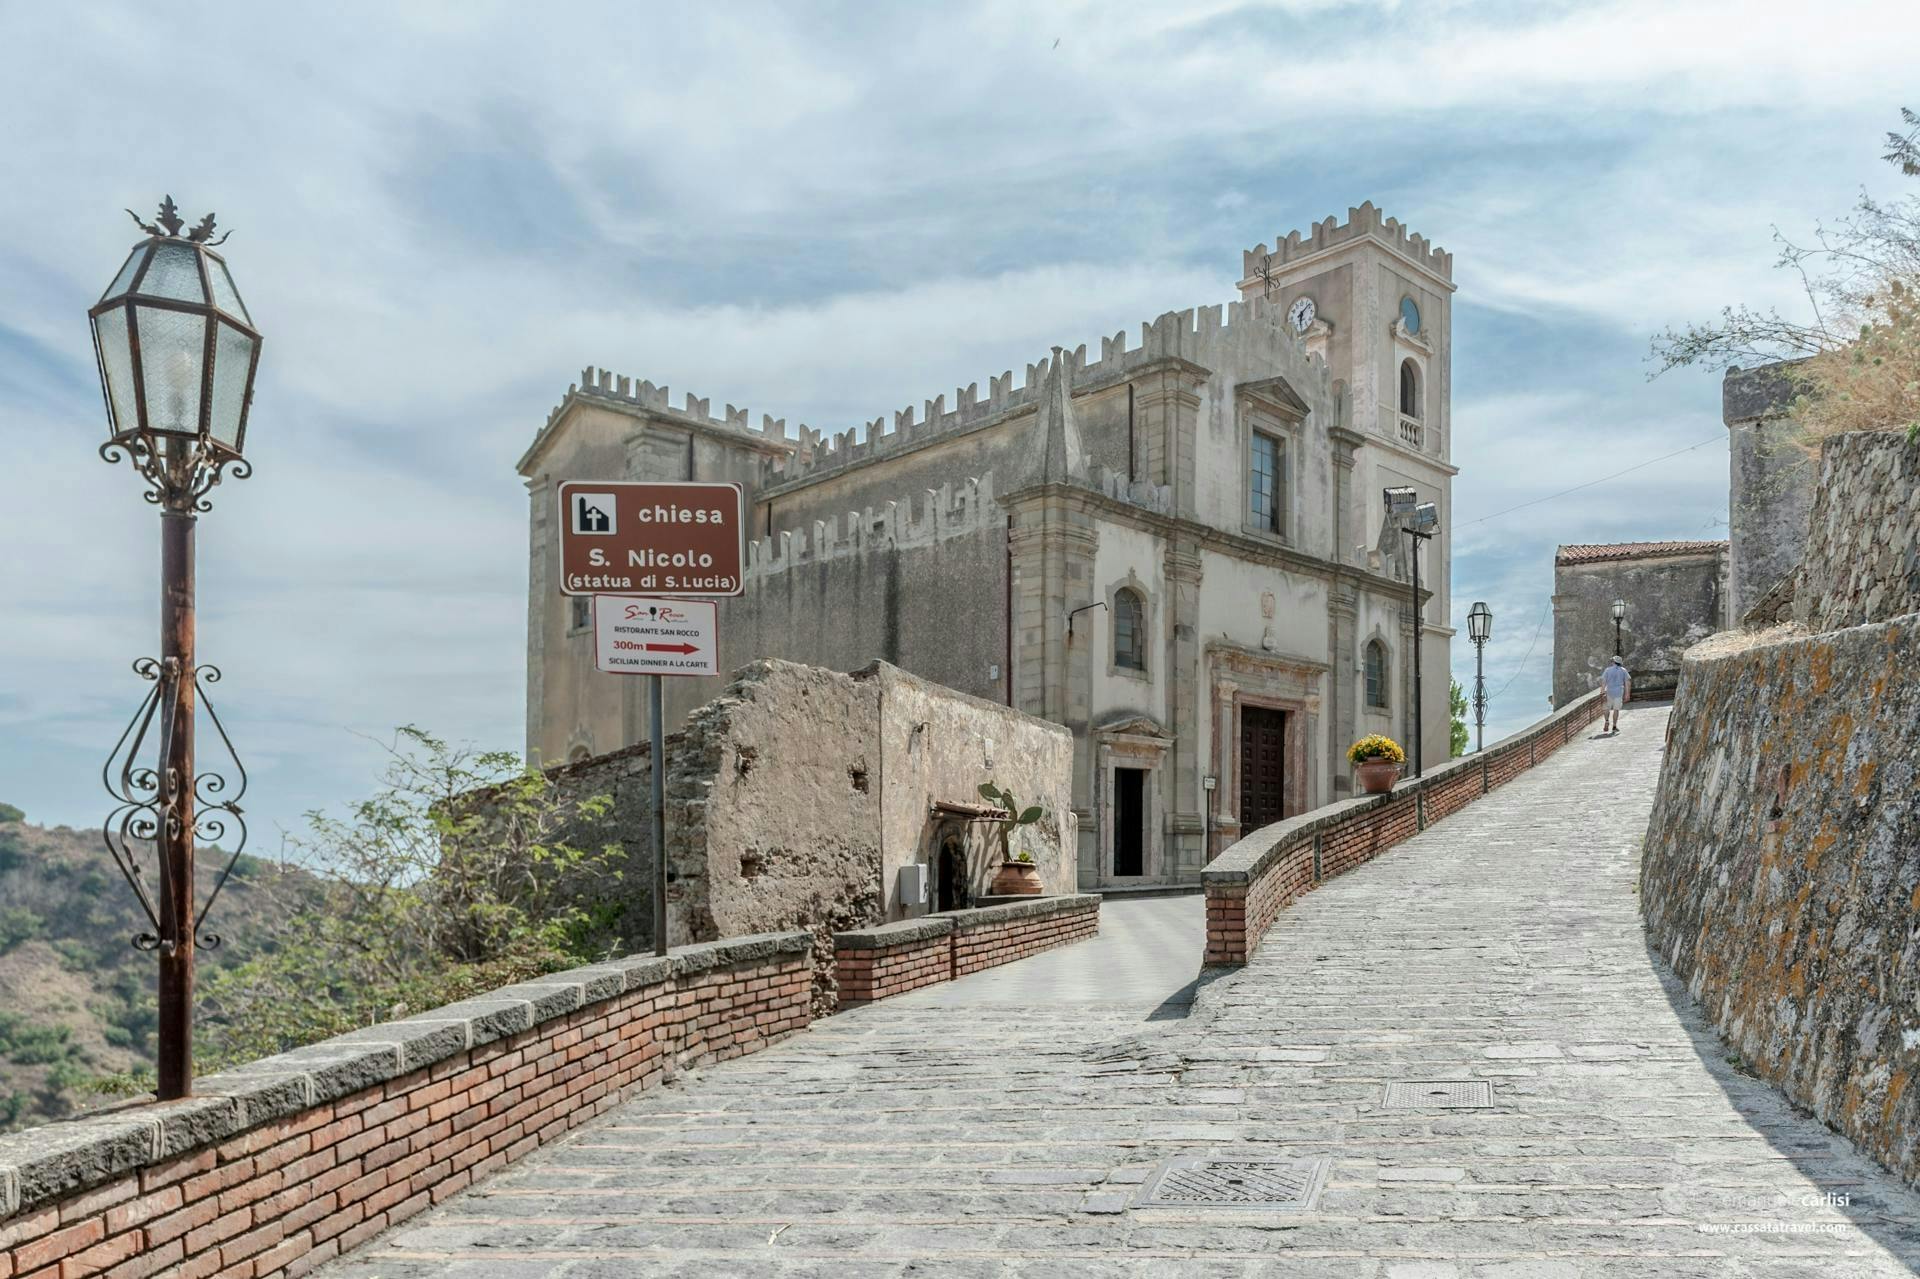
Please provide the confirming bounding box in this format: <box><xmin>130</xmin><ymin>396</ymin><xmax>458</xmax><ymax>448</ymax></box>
<box><xmin>644</xmin><ymin>642</ymin><xmax>700</xmax><ymax>655</ymax></box>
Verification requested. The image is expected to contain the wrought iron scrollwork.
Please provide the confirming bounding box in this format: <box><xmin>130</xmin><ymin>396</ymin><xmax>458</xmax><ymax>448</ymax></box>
<box><xmin>98</xmin><ymin>436</ymin><xmax>252</xmax><ymax>513</ymax></box>
<box><xmin>101</xmin><ymin>659</ymin><xmax>249</xmax><ymax>954</ymax></box>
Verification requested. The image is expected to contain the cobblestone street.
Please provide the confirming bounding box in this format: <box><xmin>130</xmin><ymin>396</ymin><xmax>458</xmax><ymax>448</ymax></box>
<box><xmin>317</xmin><ymin>705</ymin><xmax>1920</xmax><ymax>1277</ymax></box>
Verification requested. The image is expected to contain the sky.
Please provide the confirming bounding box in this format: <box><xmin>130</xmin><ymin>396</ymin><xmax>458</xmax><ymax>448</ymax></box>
<box><xmin>1</xmin><ymin>0</ymin><xmax>1912</xmax><ymax>849</ymax></box>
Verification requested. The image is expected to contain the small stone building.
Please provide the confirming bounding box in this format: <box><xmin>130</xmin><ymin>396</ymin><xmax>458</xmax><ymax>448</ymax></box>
<box><xmin>521</xmin><ymin>204</ymin><xmax>1459</xmax><ymax>890</ymax></box>
<box><xmin>548</xmin><ymin>659</ymin><xmax>1074</xmax><ymax>972</ymax></box>
<box><xmin>1551</xmin><ymin>541</ymin><xmax>1728</xmax><ymax>704</ymax></box>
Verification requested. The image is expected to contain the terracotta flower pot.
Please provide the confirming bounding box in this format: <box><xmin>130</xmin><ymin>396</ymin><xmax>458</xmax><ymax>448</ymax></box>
<box><xmin>1356</xmin><ymin>759</ymin><xmax>1402</xmax><ymax>794</ymax></box>
<box><xmin>989</xmin><ymin>861</ymin><xmax>1044</xmax><ymax>896</ymax></box>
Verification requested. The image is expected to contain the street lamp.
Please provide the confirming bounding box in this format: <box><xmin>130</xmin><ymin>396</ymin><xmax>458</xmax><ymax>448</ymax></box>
<box><xmin>1384</xmin><ymin>487</ymin><xmax>1440</xmax><ymax>777</ymax></box>
<box><xmin>91</xmin><ymin>197</ymin><xmax>261</xmax><ymax>1100</ymax></box>
<box><xmin>1611</xmin><ymin>597</ymin><xmax>1627</xmax><ymax>657</ymax></box>
<box><xmin>1467</xmin><ymin>601</ymin><xmax>1492</xmax><ymax>753</ymax></box>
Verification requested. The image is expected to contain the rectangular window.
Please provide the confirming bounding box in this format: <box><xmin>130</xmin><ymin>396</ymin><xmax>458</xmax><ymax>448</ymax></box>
<box><xmin>570</xmin><ymin>595</ymin><xmax>591</xmax><ymax>633</ymax></box>
<box><xmin>1250</xmin><ymin>432</ymin><xmax>1283</xmax><ymax>534</ymax></box>
<box><xmin>1113</xmin><ymin>768</ymin><xmax>1146</xmax><ymax>877</ymax></box>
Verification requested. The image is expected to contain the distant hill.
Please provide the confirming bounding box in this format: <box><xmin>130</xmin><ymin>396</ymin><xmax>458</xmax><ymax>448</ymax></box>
<box><xmin>0</xmin><ymin>804</ymin><xmax>318</xmax><ymax>1131</ymax></box>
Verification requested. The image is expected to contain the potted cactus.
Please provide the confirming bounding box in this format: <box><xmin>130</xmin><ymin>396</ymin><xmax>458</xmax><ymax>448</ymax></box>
<box><xmin>1348</xmin><ymin>734</ymin><xmax>1406</xmax><ymax>794</ymax></box>
<box><xmin>978</xmin><ymin>781</ymin><xmax>1046</xmax><ymax>895</ymax></box>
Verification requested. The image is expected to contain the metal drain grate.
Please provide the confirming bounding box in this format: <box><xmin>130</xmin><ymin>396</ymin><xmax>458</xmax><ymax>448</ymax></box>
<box><xmin>1382</xmin><ymin>1079</ymin><xmax>1494</xmax><ymax>1108</ymax></box>
<box><xmin>1134</xmin><ymin>1156</ymin><xmax>1331</xmax><ymax>1210</ymax></box>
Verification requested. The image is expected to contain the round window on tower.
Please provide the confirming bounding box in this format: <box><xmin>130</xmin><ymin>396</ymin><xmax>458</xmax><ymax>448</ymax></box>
<box><xmin>1400</xmin><ymin>296</ymin><xmax>1421</xmax><ymax>334</ymax></box>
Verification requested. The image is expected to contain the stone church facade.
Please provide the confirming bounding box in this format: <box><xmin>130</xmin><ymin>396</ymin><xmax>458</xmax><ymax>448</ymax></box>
<box><xmin>520</xmin><ymin>203</ymin><xmax>1457</xmax><ymax>892</ymax></box>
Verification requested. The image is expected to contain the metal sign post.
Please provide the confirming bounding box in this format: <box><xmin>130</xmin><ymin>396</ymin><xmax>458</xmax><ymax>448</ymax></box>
<box><xmin>555</xmin><ymin>478</ymin><xmax>742</xmax><ymax>960</ymax></box>
<box><xmin>649</xmin><ymin>674</ymin><xmax>666</xmax><ymax>957</ymax></box>
<box><xmin>588</xmin><ymin>594</ymin><xmax>720</xmax><ymax>958</ymax></box>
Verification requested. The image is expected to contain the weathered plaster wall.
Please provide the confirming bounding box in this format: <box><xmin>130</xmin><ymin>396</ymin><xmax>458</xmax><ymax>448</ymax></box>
<box><xmin>1551</xmin><ymin>548</ymin><xmax>1726</xmax><ymax>704</ymax></box>
<box><xmin>873</xmin><ymin>663</ymin><xmax>1076</xmax><ymax>914</ymax></box>
<box><xmin>546</xmin><ymin>659</ymin><xmax>1072</xmax><ymax>1008</ymax></box>
<box><xmin>1641</xmin><ymin>616</ymin><xmax>1920</xmax><ymax>1184</ymax></box>
<box><xmin>1792</xmin><ymin>431</ymin><xmax>1920</xmax><ymax>633</ymax></box>
<box><xmin>1724</xmin><ymin>361</ymin><xmax>1818</xmax><ymax>621</ymax></box>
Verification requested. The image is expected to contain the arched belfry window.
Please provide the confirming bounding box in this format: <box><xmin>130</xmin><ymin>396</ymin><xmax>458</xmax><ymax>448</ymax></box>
<box><xmin>1399</xmin><ymin>359</ymin><xmax>1420</xmax><ymax>419</ymax></box>
<box><xmin>1113</xmin><ymin>589</ymin><xmax>1146</xmax><ymax>671</ymax></box>
<box><xmin>1364</xmin><ymin>639</ymin><xmax>1389</xmax><ymax>708</ymax></box>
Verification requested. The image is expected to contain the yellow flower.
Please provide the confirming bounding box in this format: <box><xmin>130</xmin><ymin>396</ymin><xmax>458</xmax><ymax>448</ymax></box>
<box><xmin>1348</xmin><ymin>734</ymin><xmax>1406</xmax><ymax>765</ymax></box>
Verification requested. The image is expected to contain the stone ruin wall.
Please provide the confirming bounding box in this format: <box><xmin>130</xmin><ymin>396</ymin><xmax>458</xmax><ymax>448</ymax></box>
<box><xmin>544</xmin><ymin>659</ymin><xmax>1073</xmax><ymax>1012</ymax></box>
<box><xmin>1640</xmin><ymin>429</ymin><xmax>1920</xmax><ymax>1184</ymax></box>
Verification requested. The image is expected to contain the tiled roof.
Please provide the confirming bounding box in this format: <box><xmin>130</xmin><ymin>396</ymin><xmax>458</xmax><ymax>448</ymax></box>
<box><xmin>1555</xmin><ymin>540</ymin><xmax>1728</xmax><ymax>566</ymax></box>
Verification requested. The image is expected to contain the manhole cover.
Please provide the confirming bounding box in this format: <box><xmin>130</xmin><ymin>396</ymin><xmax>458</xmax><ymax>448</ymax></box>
<box><xmin>1382</xmin><ymin>1080</ymin><xmax>1493</xmax><ymax>1108</ymax></box>
<box><xmin>1134</xmin><ymin>1156</ymin><xmax>1330</xmax><ymax>1210</ymax></box>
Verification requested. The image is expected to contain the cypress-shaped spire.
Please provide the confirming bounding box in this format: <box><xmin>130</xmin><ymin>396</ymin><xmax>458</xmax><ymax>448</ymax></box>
<box><xmin>1037</xmin><ymin>345</ymin><xmax>1087</xmax><ymax>483</ymax></box>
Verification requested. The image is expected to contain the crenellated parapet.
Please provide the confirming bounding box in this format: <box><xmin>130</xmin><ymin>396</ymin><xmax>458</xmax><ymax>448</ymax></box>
<box><xmin>1242</xmin><ymin>201</ymin><xmax>1452</xmax><ymax>283</ymax></box>
<box><xmin>760</xmin><ymin>293</ymin><xmax>1331</xmax><ymax>487</ymax></box>
<box><xmin>539</xmin><ymin>365</ymin><xmax>811</xmax><ymax>458</ymax></box>
<box><xmin>745</xmin><ymin>473</ymin><xmax>1002</xmax><ymax>581</ymax></box>
<box><xmin>538</xmin><ymin>292</ymin><xmax>1334</xmax><ymax>492</ymax></box>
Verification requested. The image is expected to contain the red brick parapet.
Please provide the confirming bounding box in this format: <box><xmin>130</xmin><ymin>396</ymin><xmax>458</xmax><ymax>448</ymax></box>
<box><xmin>0</xmin><ymin>932</ymin><xmax>812</xmax><ymax>1279</ymax></box>
<box><xmin>1203</xmin><ymin>692</ymin><xmax>1605</xmax><ymax>966</ymax></box>
<box><xmin>834</xmin><ymin>894</ymin><xmax>1100</xmax><ymax>1005</ymax></box>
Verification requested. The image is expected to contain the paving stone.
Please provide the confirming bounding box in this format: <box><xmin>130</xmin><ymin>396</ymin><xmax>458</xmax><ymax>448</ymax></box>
<box><xmin>310</xmin><ymin>707</ymin><xmax>1920</xmax><ymax>1274</ymax></box>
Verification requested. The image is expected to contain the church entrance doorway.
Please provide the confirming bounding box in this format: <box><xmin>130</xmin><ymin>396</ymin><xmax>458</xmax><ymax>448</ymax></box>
<box><xmin>1113</xmin><ymin>768</ymin><xmax>1146</xmax><ymax>877</ymax></box>
<box><xmin>1239</xmin><ymin>706</ymin><xmax>1287</xmax><ymax>834</ymax></box>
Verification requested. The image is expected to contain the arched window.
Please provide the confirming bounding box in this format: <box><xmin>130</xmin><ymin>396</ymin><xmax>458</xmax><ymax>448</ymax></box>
<box><xmin>1399</xmin><ymin>359</ymin><xmax>1420</xmax><ymax>419</ymax></box>
<box><xmin>1364</xmin><ymin>640</ymin><xmax>1389</xmax><ymax>708</ymax></box>
<box><xmin>1113</xmin><ymin>588</ymin><xmax>1146</xmax><ymax>671</ymax></box>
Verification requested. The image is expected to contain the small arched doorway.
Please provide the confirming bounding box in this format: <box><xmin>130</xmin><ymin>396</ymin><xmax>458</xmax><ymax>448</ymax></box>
<box><xmin>936</xmin><ymin>835</ymin><xmax>968</xmax><ymax>913</ymax></box>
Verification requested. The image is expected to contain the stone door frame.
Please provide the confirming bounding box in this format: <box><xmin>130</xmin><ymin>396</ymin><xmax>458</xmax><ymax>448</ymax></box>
<box><xmin>1093</xmin><ymin>715</ymin><xmax>1173</xmax><ymax>886</ymax></box>
<box><xmin>1206</xmin><ymin>644</ymin><xmax>1325</xmax><ymax>860</ymax></box>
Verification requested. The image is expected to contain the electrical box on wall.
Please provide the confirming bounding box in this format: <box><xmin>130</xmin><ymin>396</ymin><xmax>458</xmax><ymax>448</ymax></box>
<box><xmin>898</xmin><ymin>863</ymin><xmax>928</xmax><ymax>907</ymax></box>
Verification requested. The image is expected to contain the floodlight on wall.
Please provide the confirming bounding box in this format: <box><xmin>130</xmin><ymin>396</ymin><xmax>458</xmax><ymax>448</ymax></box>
<box><xmin>1383</xmin><ymin>485</ymin><xmax>1417</xmax><ymax>520</ymax></box>
<box><xmin>1412</xmin><ymin>501</ymin><xmax>1438</xmax><ymax>533</ymax></box>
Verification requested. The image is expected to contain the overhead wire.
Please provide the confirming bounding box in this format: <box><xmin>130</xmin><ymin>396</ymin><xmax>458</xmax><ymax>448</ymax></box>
<box><xmin>1460</xmin><ymin>432</ymin><xmax>1725</xmax><ymax>711</ymax></box>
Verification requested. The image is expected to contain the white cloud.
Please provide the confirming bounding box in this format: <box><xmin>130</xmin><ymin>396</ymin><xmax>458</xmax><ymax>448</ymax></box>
<box><xmin>0</xmin><ymin>0</ymin><xmax>1909</xmax><ymax>832</ymax></box>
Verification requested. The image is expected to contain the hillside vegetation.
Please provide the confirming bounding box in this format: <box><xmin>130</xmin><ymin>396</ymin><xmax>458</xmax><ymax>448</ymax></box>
<box><xmin>0</xmin><ymin>728</ymin><xmax>625</xmax><ymax>1134</ymax></box>
<box><xmin>0</xmin><ymin>803</ymin><xmax>313</xmax><ymax>1131</ymax></box>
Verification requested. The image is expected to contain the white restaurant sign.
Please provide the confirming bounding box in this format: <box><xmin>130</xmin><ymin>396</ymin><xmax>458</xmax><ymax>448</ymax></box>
<box><xmin>592</xmin><ymin>596</ymin><xmax>719</xmax><ymax>677</ymax></box>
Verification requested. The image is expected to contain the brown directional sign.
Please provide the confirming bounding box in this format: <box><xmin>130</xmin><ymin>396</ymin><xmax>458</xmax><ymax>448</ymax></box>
<box><xmin>556</xmin><ymin>480</ymin><xmax>745</xmax><ymax>597</ymax></box>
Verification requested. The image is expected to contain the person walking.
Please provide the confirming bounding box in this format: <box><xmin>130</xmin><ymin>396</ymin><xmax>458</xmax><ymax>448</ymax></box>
<box><xmin>1601</xmin><ymin>656</ymin><xmax>1631</xmax><ymax>734</ymax></box>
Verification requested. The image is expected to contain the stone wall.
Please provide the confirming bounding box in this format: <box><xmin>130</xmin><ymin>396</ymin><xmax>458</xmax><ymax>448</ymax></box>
<box><xmin>0</xmin><ymin>934</ymin><xmax>812</xmax><ymax>1279</ymax></box>
<box><xmin>545</xmin><ymin>659</ymin><xmax>1074</xmax><ymax>1008</ymax></box>
<box><xmin>1640</xmin><ymin>615</ymin><xmax>1920</xmax><ymax>1183</ymax></box>
<box><xmin>1792</xmin><ymin>431</ymin><xmax>1920</xmax><ymax>632</ymax></box>
<box><xmin>1723</xmin><ymin>360</ymin><xmax>1819</xmax><ymax>620</ymax></box>
<box><xmin>1551</xmin><ymin>543</ymin><xmax>1726</xmax><ymax>705</ymax></box>
<box><xmin>1203</xmin><ymin>691</ymin><xmax>1603</xmax><ymax>966</ymax></box>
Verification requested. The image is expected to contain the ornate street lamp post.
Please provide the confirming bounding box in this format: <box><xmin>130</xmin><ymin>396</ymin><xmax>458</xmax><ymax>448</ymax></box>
<box><xmin>1467</xmin><ymin>601</ymin><xmax>1492</xmax><ymax>753</ymax></box>
<box><xmin>1611</xmin><ymin>597</ymin><xmax>1628</xmax><ymax>658</ymax></box>
<box><xmin>90</xmin><ymin>198</ymin><xmax>261</xmax><ymax>1100</ymax></box>
<box><xmin>1385</xmin><ymin>487</ymin><xmax>1440</xmax><ymax>778</ymax></box>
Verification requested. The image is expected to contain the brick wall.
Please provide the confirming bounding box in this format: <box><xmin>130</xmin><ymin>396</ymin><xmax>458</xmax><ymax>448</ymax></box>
<box><xmin>834</xmin><ymin>917</ymin><xmax>953</xmax><ymax>1005</ymax></box>
<box><xmin>835</xmin><ymin>895</ymin><xmax>1099</xmax><ymax>1005</ymax></box>
<box><xmin>0</xmin><ymin>933</ymin><xmax>812</xmax><ymax>1279</ymax></box>
<box><xmin>951</xmin><ymin>897</ymin><xmax>1098</xmax><ymax>977</ymax></box>
<box><xmin>1203</xmin><ymin>693</ymin><xmax>1603</xmax><ymax>966</ymax></box>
